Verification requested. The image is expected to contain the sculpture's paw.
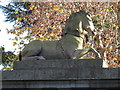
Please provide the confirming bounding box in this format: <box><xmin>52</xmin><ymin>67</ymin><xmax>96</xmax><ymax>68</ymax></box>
<box><xmin>36</xmin><ymin>56</ymin><xmax>46</xmax><ymax>60</ymax></box>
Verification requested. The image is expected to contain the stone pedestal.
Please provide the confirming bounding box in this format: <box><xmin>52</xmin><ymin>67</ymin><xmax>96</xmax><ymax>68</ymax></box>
<box><xmin>1</xmin><ymin>59</ymin><xmax>120</xmax><ymax>89</ymax></box>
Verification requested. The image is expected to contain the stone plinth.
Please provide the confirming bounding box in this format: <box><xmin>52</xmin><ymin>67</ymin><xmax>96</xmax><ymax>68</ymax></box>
<box><xmin>1</xmin><ymin>59</ymin><xmax>120</xmax><ymax>89</ymax></box>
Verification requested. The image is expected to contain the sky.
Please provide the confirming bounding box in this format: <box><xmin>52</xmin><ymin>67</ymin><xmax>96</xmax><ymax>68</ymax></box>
<box><xmin>0</xmin><ymin>10</ymin><xmax>15</xmax><ymax>51</ymax></box>
<box><xmin>0</xmin><ymin>0</ymin><xmax>28</xmax><ymax>54</ymax></box>
<box><xmin>0</xmin><ymin>0</ymin><xmax>19</xmax><ymax>54</ymax></box>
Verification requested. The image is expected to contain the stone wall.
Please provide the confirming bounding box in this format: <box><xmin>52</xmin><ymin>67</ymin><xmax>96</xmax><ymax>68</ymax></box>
<box><xmin>1</xmin><ymin>59</ymin><xmax>120</xmax><ymax>89</ymax></box>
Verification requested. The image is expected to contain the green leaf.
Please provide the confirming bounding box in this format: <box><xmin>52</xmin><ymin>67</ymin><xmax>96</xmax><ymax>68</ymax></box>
<box><xmin>115</xmin><ymin>25</ymin><xmax>119</xmax><ymax>29</ymax></box>
<box><xmin>104</xmin><ymin>22</ymin><xmax>110</xmax><ymax>28</ymax></box>
<box><xmin>13</xmin><ymin>42</ymin><xmax>17</xmax><ymax>46</ymax></box>
<box><xmin>15</xmin><ymin>37</ymin><xmax>18</xmax><ymax>41</ymax></box>
<box><xmin>20</xmin><ymin>41</ymin><xmax>24</xmax><ymax>45</ymax></box>
<box><xmin>14</xmin><ymin>11</ymin><xmax>19</xmax><ymax>14</ymax></box>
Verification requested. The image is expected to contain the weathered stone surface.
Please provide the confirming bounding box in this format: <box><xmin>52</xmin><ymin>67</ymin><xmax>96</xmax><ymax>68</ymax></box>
<box><xmin>3</xmin><ymin>59</ymin><xmax>103</xmax><ymax>80</ymax></box>
<box><xmin>2</xmin><ymin>79</ymin><xmax>120</xmax><ymax>89</ymax></box>
<box><xmin>13</xmin><ymin>59</ymin><xmax>102</xmax><ymax>70</ymax></box>
<box><xmin>1</xmin><ymin>59</ymin><xmax>120</xmax><ymax>89</ymax></box>
<box><xmin>2</xmin><ymin>70</ymin><xmax>34</xmax><ymax>80</ymax></box>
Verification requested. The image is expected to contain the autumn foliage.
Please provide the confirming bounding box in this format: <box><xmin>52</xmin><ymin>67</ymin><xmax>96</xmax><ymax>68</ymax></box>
<box><xmin>5</xmin><ymin>2</ymin><xmax>119</xmax><ymax>67</ymax></box>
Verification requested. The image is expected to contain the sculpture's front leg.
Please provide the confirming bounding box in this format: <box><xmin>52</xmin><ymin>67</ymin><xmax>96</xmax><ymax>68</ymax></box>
<box><xmin>89</xmin><ymin>47</ymin><xmax>101</xmax><ymax>58</ymax></box>
<box><xmin>72</xmin><ymin>47</ymin><xmax>101</xmax><ymax>59</ymax></box>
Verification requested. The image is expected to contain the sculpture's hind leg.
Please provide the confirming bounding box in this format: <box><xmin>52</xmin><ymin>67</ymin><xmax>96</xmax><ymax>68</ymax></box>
<box><xmin>20</xmin><ymin>40</ymin><xmax>43</xmax><ymax>60</ymax></box>
<box><xmin>73</xmin><ymin>47</ymin><xmax>101</xmax><ymax>59</ymax></box>
<box><xmin>88</xmin><ymin>47</ymin><xmax>101</xmax><ymax>58</ymax></box>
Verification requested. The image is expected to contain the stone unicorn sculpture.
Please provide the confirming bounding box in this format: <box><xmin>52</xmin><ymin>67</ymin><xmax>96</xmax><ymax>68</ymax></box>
<box><xmin>20</xmin><ymin>10</ymin><xmax>101</xmax><ymax>60</ymax></box>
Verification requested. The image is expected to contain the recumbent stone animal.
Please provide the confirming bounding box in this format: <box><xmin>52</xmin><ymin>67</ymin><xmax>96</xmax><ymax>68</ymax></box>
<box><xmin>20</xmin><ymin>10</ymin><xmax>101</xmax><ymax>60</ymax></box>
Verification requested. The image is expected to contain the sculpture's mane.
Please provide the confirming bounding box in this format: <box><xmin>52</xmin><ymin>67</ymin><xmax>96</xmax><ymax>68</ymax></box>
<box><xmin>69</xmin><ymin>10</ymin><xmax>88</xmax><ymax>19</ymax></box>
<box><xmin>62</xmin><ymin>10</ymin><xmax>89</xmax><ymax>36</ymax></box>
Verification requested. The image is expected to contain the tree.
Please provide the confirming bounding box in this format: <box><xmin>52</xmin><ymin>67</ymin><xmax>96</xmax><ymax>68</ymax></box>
<box><xmin>0</xmin><ymin>2</ymin><xmax>31</xmax><ymax>22</ymax></box>
<box><xmin>0</xmin><ymin>46</ymin><xmax>18</xmax><ymax>70</ymax></box>
<box><xmin>0</xmin><ymin>2</ymin><xmax>33</xmax><ymax>50</ymax></box>
<box><xmin>0</xmin><ymin>2</ymin><xmax>119</xmax><ymax>67</ymax></box>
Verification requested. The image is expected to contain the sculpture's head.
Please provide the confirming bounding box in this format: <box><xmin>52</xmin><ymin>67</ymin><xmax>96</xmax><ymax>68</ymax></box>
<box><xmin>64</xmin><ymin>10</ymin><xmax>97</xmax><ymax>36</ymax></box>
